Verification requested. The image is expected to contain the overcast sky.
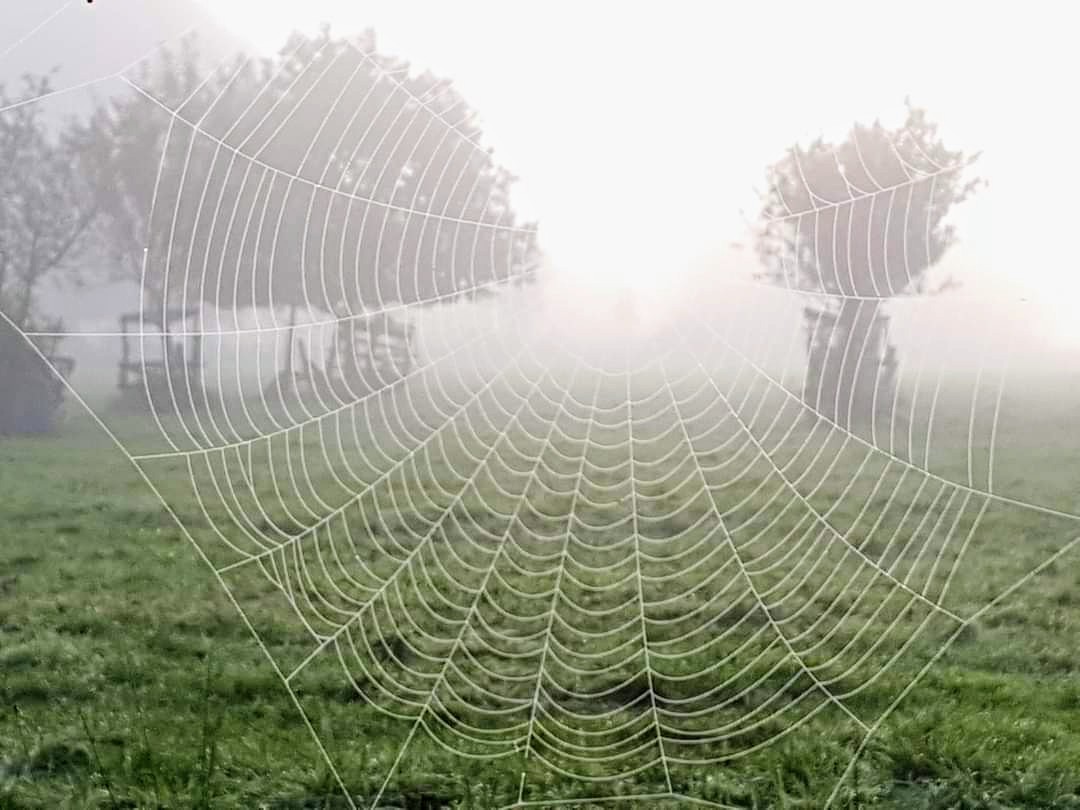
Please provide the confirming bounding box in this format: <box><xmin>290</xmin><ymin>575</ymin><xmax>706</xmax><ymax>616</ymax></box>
<box><xmin>197</xmin><ymin>1</ymin><xmax>1078</xmax><ymax>319</ymax></box>
<box><xmin>2</xmin><ymin>0</ymin><xmax>1078</xmax><ymax>355</ymax></box>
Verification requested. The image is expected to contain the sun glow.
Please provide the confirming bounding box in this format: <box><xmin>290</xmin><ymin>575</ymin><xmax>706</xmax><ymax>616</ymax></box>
<box><xmin>196</xmin><ymin>0</ymin><xmax>1080</xmax><ymax>342</ymax></box>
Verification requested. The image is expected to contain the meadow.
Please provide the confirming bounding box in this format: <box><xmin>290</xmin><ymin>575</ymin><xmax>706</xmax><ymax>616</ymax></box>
<box><xmin>3</xmin><ymin>356</ymin><xmax>1080</xmax><ymax>810</ymax></box>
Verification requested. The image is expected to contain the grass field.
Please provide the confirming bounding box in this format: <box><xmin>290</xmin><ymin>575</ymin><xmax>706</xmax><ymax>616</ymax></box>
<box><xmin>3</xmin><ymin>353</ymin><xmax>1080</xmax><ymax>809</ymax></box>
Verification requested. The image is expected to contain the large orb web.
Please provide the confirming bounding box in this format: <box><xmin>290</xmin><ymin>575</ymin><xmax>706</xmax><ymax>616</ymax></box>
<box><xmin>26</xmin><ymin>23</ymin><xmax>1080</xmax><ymax>810</ymax></box>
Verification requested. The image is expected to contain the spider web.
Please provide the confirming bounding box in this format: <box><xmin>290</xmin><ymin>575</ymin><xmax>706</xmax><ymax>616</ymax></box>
<box><xmin>5</xmin><ymin>11</ymin><xmax>1080</xmax><ymax>810</ymax></box>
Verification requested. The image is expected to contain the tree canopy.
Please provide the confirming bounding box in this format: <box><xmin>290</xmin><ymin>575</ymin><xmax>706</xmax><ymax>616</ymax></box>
<box><xmin>753</xmin><ymin>104</ymin><xmax>982</xmax><ymax>429</ymax></box>
<box><xmin>95</xmin><ymin>29</ymin><xmax>539</xmax><ymax>322</ymax></box>
<box><xmin>0</xmin><ymin>74</ymin><xmax>102</xmax><ymax>331</ymax></box>
<box><xmin>755</xmin><ymin>103</ymin><xmax>981</xmax><ymax>303</ymax></box>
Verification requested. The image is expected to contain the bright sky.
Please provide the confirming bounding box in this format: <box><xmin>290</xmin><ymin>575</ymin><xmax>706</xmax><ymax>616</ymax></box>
<box><xmin>197</xmin><ymin>1</ymin><xmax>1078</xmax><ymax>343</ymax></box>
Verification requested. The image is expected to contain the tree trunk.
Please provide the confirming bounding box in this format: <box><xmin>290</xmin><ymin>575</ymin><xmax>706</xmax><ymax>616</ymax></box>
<box><xmin>0</xmin><ymin>319</ymin><xmax>62</xmax><ymax>435</ymax></box>
<box><xmin>803</xmin><ymin>300</ymin><xmax>895</xmax><ymax>430</ymax></box>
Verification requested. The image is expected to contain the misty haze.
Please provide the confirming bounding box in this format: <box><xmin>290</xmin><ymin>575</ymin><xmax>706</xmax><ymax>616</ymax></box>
<box><xmin>1</xmin><ymin>2</ymin><xmax>1078</xmax><ymax>809</ymax></box>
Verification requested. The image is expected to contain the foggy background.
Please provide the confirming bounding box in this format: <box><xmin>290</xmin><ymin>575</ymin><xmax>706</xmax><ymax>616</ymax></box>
<box><xmin>1</xmin><ymin>0</ymin><xmax>1075</xmax><ymax>412</ymax></box>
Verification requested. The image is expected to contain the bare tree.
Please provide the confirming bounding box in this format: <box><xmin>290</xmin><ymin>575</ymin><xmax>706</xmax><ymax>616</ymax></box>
<box><xmin>0</xmin><ymin>75</ymin><xmax>102</xmax><ymax>330</ymax></box>
<box><xmin>0</xmin><ymin>74</ymin><xmax>103</xmax><ymax>434</ymax></box>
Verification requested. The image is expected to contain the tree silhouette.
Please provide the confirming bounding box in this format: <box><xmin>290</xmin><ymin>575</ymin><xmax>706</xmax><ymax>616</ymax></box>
<box><xmin>1</xmin><ymin>75</ymin><xmax>102</xmax><ymax>331</ymax></box>
<box><xmin>755</xmin><ymin>103</ymin><xmax>981</xmax><ymax>429</ymax></box>
<box><xmin>93</xmin><ymin>29</ymin><xmax>538</xmax><ymax>405</ymax></box>
<box><xmin>88</xmin><ymin>35</ymin><xmax>209</xmax><ymax>314</ymax></box>
<box><xmin>0</xmin><ymin>74</ymin><xmax>103</xmax><ymax>433</ymax></box>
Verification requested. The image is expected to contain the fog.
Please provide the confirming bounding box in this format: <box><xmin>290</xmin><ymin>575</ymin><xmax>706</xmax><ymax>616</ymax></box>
<box><xmin>2</xmin><ymin>0</ymin><xmax>1077</xmax><ymax>413</ymax></box>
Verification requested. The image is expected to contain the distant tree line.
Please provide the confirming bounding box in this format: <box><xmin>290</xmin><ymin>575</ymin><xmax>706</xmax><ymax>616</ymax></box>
<box><xmin>0</xmin><ymin>26</ymin><xmax>981</xmax><ymax>437</ymax></box>
<box><xmin>0</xmin><ymin>28</ymin><xmax>539</xmax><ymax>434</ymax></box>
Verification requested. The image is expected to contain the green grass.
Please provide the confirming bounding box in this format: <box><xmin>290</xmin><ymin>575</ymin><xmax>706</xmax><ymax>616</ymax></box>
<box><xmin>3</xmin><ymin>369</ymin><xmax>1080</xmax><ymax>809</ymax></box>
